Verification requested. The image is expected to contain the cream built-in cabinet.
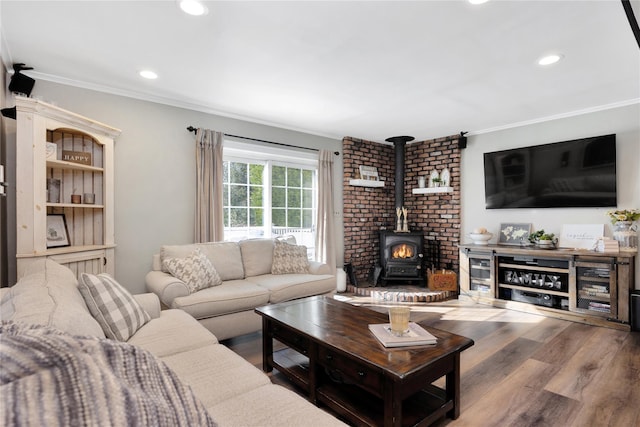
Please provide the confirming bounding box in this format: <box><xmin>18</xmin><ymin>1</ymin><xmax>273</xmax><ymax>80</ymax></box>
<box><xmin>15</xmin><ymin>97</ymin><xmax>121</xmax><ymax>278</ymax></box>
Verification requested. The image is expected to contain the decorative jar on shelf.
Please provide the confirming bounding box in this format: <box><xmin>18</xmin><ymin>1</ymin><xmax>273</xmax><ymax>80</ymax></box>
<box><xmin>612</xmin><ymin>221</ymin><xmax>638</xmax><ymax>252</ymax></box>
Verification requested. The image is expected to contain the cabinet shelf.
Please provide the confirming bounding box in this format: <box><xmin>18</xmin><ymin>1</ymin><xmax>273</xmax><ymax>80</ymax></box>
<box><xmin>47</xmin><ymin>203</ymin><xmax>104</xmax><ymax>209</ymax></box>
<box><xmin>578</xmin><ymin>275</ymin><xmax>609</xmax><ymax>283</ymax></box>
<box><xmin>17</xmin><ymin>244</ymin><xmax>117</xmax><ymax>258</ymax></box>
<box><xmin>47</xmin><ymin>159</ymin><xmax>103</xmax><ymax>173</ymax></box>
<box><xmin>498</xmin><ymin>262</ymin><xmax>568</xmax><ymax>274</ymax></box>
<box><xmin>498</xmin><ymin>283</ymin><xmax>568</xmax><ymax>297</ymax></box>
<box><xmin>578</xmin><ymin>291</ymin><xmax>610</xmax><ymax>302</ymax></box>
<box><xmin>470</xmin><ymin>278</ymin><xmax>492</xmax><ymax>285</ymax></box>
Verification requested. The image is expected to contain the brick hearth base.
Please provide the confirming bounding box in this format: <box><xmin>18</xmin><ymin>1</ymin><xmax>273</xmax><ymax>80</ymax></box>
<box><xmin>345</xmin><ymin>285</ymin><xmax>456</xmax><ymax>303</ymax></box>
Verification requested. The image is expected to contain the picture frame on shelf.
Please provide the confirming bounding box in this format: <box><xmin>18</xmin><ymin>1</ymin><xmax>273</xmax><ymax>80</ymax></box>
<box><xmin>498</xmin><ymin>223</ymin><xmax>532</xmax><ymax>245</ymax></box>
<box><xmin>46</xmin><ymin>214</ymin><xmax>70</xmax><ymax>248</ymax></box>
<box><xmin>358</xmin><ymin>165</ymin><xmax>379</xmax><ymax>181</ymax></box>
<box><xmin>558</xmin><ymin>224</ymin><xmax>604</xmax><ymax>250</ymax></box>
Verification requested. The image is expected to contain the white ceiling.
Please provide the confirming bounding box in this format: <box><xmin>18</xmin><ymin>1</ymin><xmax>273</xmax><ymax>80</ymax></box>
<box><xmin>2</xmin><ymin>1</ymin><xmax>639</xmax><ymax>143</ymax></box>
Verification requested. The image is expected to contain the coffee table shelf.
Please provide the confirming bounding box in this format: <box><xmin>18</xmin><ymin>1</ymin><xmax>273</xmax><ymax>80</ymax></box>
<box><xmin>317</xmin><ymin>382</ymin><xmax>452</xmax><ymax>427</ymax></box>
<box><xmin>272</xmin><ymin>348</ymin><xmax>311</xmax><ymax>393</ymax></box>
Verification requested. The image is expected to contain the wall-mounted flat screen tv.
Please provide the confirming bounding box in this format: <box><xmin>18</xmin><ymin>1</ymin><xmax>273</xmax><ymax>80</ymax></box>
<box><xmin>484</xmin><ymin>134</ymin><xmax>616</xmax><ymax>209</ymax></box>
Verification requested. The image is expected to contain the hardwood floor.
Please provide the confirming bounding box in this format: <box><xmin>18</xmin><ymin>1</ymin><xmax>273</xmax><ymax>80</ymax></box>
<box><xmin>222</xmin><ymin>296</ymin><xmax>640</xmax><ymax>427</ymax></box>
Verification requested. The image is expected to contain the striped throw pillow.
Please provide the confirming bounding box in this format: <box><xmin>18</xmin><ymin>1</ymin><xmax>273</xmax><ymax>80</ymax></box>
<box><xmin>79</xmin><ymin>273</ymin><xmax>151</xmax><ymax>341</ymax></box>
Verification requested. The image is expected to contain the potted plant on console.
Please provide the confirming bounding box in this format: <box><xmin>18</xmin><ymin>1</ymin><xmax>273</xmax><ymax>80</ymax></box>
<box><xmin>529</xmin><ymin>230</ymin><xmax>557</xmax><ymax>249</ymax></box>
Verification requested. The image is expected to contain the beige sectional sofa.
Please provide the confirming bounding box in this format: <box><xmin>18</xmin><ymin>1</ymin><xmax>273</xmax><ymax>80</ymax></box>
<box><xmin>145</xmin><ymin>238</ymin><xmax>337</xmax><ymax>340</ymax></box>
<box><xmin>0</xmin><ymin>259</ymin><xmax>345</xmax><ymax>426</ymax></box>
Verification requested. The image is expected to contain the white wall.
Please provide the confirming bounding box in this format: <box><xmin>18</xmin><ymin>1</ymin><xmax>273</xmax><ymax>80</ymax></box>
<box><xmin>10</xmin><ymin>79</ymin><xmax>639</xmax><ymax>293</ymax></box>
<box><xmin>461</xmin><ymin>103</ymin><xmax>640</xmax><ymax>288</ymax></box>
<box><xmin>22</xmin><ymin>80</ymin><xmax>343</xmax><ymax>293</ymax></box>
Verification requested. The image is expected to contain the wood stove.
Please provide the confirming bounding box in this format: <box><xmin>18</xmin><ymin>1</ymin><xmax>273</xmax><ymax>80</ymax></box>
<box><xmin>379</xmin><ymin>230</ymin><xmax>424</xmax><ymax>282</ymax></box>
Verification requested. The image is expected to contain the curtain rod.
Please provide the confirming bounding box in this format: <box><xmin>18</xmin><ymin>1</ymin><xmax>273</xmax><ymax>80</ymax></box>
<box><xmin>186</xmin><ymin>126</ymin><xmax>339</xmax><ymax>156</ymax></box>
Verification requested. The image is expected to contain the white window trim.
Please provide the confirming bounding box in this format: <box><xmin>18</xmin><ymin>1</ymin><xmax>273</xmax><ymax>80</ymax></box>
<box><xmin>224</xmin><ymin>139</ymin><xmax>318</xmax><ymax>166</ymax></box>
<box><xmin>222</xmin><ymin>139</ymin><xmax>318</xmax><ymax>244</ymax></box>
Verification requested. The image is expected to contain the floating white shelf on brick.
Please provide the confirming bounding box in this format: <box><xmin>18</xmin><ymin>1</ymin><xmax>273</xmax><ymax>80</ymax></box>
<box><xmin>412</xmin><ymin>186</ymin><xmax>453</xmax><ymax>194</ymax></box>
<box><xmin>349</xmin><ymin>179</ymin><xmax>385</xmax><ymax>187</ymax></box>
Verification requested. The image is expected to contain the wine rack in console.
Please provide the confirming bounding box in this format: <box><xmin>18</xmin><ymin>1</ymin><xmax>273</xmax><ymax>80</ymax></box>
<box><xmin>459</xmin><ymin>244</ymin><xmax>635</xmax><ymax>330</ymax></box>
<box><xmin>15</xmin><ymin>96</ymin><xmax>121</xmax><ymax>278</ymax></box>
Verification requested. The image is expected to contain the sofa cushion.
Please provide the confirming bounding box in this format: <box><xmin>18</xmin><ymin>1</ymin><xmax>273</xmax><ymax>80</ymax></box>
<box><xmin>128</xmin><ymin>309</ymin><xmax>218</xmax><ymax>357</ymax></box>
<box><xmin>239</xmin><ymin>238</ymin><xmax>274</xmax><ymax>277</ymax></box>
<box><xmin>79</xmin><ymin>273</ymin><xmax>151</xmax><ymax>341</ymax></box>
<box><xmin>247</xmin><ymin>274</ymin><xmax>336</xmax><ymax>303</ymax></box>
<box><xmin>0</xmin><ymin>321</ymin><xmax>217</xmax><ymax>427</ymax></box>
<box><xmin>163</xmin><ymin>248</ymin><xmax>222</xmax><ymax>293</ymax></box>
<box><xmin>208</xmin><ymin>384</ymin><xmax>346</xmax><ymax>427</ymax></box>
<box><xmin>271</xmin><ymin>241</ymin><xmax>310</xmax><ymax>274</ymax></box>
<box><xmin>161</xmin><ymin>242</ymin><xmax>245</xmax><ymax>281</ymax></box>
<box><xmin>171</xmin><ymin>280</ymin><xmax>270</xmax><ymax>319</ymax></box>
<box><xmin>160</xmin><ymin>344</ymin><xmax>272</xmax><ymax>408</ymax></box>
<box><xmin>0</xmin><ymin>259</ymin><xmax>105</xmax><ymax>338</ymax></box>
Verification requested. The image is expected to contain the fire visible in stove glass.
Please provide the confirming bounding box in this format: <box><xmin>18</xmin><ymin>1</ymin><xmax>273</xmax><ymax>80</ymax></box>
<box><xmin>392</xmin><ymin>244</ymin><xmax>415</xmax><ymax>259</ymax></box>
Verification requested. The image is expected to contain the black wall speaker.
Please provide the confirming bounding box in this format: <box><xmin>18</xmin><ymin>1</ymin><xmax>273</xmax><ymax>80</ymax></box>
<box><xmin>8</xmin><ymin>72</ymin><xmax>35</xmax><ymax>97</ymax></box>
<box><xmin>1</xmin><ymin>107</ymin><xmax>17</xmax><ymax>119</ymax></box>
<box><xmin>457</xmin><ymin>131</ymin><xmax>468</xmax><ymax>149</ymax></box>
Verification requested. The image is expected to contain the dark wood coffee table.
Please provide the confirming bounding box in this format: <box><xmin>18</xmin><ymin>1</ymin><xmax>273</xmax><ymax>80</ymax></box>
<box><xmin>255</xmin><ymin>296</ymin><xmax>474</xmax><ymax>427</ymax></box>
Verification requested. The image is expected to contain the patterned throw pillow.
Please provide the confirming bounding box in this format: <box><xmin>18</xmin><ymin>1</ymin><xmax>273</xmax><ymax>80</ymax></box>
<box><xmin>79</xmin><ymin>273</ymin><xmax>151</xmax><ymax>341</ymax></box>
<box><xmin>162</xmin><ymin>248</ymin><xmax>222</xmax><ymax>293</ymax></box>
<box><xmin>271</xmin><ymin>240</ymin><xmax>310</xmax><ymax>275</ymax></box>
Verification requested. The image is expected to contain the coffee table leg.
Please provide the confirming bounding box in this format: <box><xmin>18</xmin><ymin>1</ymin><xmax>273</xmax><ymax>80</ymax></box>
<box><xmin>446</xmin><ymin>353</ymin><xmax>461</xmax><ymax>419</ymax></box>
<box><xmin>383</xmin><ymin>381</ymin><xmax>402</xmax><ymax>427</ymax></box>
<box><xmin>262</xmin><ymin>318</ymin><xmax>273</xmax><ymax>373</ymax></box>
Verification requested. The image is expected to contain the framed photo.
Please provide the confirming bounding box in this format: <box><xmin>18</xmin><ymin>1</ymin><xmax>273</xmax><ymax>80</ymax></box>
<box><xmin>358</xmin><ymin>165</ymin><xmax>379</xmax><ymax>181</ymax></box>
<box><xmin>498</xmin><ymin>223</ymin><xmax>532</xmax><ymax>245</ymax></box>
<box><xmin>46</xmin><ymin>214</ymin><xmax>70</xmax><ymax>248</ymax></box>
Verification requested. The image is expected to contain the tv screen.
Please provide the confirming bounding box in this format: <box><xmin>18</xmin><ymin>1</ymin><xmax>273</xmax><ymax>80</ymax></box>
<box><xmin>484</xmin><ymin>134</ymin><xmax>616</xmax><ymax>209</ymax></box>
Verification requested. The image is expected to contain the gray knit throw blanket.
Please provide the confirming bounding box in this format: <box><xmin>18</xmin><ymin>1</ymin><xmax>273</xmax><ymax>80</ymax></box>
<box><xmin>0</xmin><ymin>321</ymin><xmax>217</xmax><ymax>427</ymax></box>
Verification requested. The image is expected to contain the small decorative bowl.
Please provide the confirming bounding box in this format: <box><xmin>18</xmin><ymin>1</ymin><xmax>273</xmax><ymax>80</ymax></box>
<box><xmin>470</xmin><ymin>233</ymin><xmax>493</xmax><ymax>245</ymax></box>
<box><xmin>536</xmin><ymin>239</ymin><xmax>556</xmax><ymax>249</ymax></box>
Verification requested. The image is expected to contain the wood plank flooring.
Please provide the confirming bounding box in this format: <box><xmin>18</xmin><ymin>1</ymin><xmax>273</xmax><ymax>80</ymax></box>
<box><xmin>222</xmin><ymin>296</ymin><xmax>640</xmax><ymax>427</ymax></box>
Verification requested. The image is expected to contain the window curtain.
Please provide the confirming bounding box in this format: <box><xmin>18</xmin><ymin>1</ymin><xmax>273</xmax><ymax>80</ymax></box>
<box><xmin>195</xmin><ymin>129</ymin><xmax>224</xmax><ymax>243</ymax></box>
<box><xmin>315</xmin><ymin>150</ymin><xmax>336</xmax><ymax>271</ymax></box>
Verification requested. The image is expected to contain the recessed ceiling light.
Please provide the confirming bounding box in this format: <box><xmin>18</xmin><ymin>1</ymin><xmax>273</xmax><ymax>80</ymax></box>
<box><xmin>468</xmin><ymin>0</ymin><xmax>490</xmax><ymax>4</ymax></box>
<box><xmin>538</xmin><ymin>54</ymin><xmax>563</xmax><ymax>66</ymax></box>
<box><xmin>139</xmin><ymin>70</ymin><xmax>158</xmax><ymax>80</ymax></box>
<box><xmin>179</xmin><ymin>0</ymin><xmax>208</xmax><ymax>16</ymax></box>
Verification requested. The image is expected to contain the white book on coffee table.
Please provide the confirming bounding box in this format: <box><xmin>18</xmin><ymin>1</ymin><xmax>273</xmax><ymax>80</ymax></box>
<box><xmin>369</xmin><ymin>322</ymin><xmax>437</xmax><ymax>348</ymax></box>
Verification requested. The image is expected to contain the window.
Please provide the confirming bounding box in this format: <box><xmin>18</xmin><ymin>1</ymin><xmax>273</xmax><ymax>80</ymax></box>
<box><xmin>222</xmin><ymin>141</ymin><xmax>317</xmax><ymax>257</ymax></box>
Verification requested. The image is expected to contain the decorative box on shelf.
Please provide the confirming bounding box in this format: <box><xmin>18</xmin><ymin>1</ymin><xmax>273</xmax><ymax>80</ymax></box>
<box><xmin>412</xmin><ymin>186</ymin><xmax>453</xmax><ymax>194</ymax></box>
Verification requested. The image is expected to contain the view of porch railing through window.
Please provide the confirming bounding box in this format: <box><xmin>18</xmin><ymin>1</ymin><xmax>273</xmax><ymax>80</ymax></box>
<box><xmin>223</xmin><ymin>159</ymin><xmax>317</xmax><ymax>258</ymax></box>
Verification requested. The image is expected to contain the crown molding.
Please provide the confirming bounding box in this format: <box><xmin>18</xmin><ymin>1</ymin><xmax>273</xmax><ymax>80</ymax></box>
<box><xmin>469</xmin><ymin>98</ymin><xmax>640</xmax><ymax>136</ymax></box>
<box><xmin>22</xmin><ymin>71</ymin><xmax>640</xmax><ymax>141</ymax></box>
<box><xmin>26</xmin><ymin>71</ymin><xmax>343</xmax><ymax>141</ymax></box>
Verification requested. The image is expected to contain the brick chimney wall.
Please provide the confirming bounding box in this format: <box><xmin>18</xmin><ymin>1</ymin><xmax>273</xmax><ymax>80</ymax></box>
<box><xmin>342</xmin><ymin>135</ymin><xmax>462</xmax><ymax>285</ymax></box>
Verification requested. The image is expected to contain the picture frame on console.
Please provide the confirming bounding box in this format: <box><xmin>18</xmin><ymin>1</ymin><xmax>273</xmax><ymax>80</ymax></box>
<box><xmin>46</xmin><ymin>214</ymin><xmax>70</xmax><ymax>248</ymax></box>
<box><xmin>498</xmin><ymin>223</ymin><xmax>532</xmax><ymax>245</ymax></box>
